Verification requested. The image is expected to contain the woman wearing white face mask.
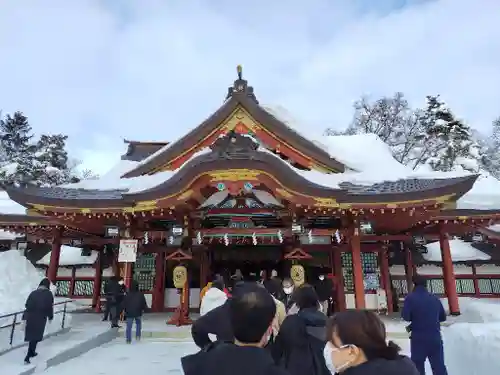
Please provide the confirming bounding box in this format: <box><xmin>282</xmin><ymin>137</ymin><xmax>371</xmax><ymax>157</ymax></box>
<box><xmin>323</xmin><ymin>310</ymin><xmax>419</xmax><ymax>375</ymax></box>
<box><xmin>280</xmin><ymin>278</ymin><xmax>295</xmax><ymax>313</ymax></box>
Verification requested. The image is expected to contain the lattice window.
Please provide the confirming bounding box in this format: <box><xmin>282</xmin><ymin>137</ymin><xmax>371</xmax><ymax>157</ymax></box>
<box><xmin>455</xmin><ymin>279</ymin><xmax>475</xmax><ymax>294</ymax></box>
<box><xmin>492</xmin><ymin>279</ymin><xmax>500</xmax><ymax>294</ymax></box>
<box><xmin>134</xmin><ymin>253</ymin><xmax>156</xmax><ymax>292</ymax></box>
<box><xmin>55</xmin><ymin>280</ymin><xmax>71</xmax><ymax>297</ymax></box>
<box><xmin>341</xmin><ymin>252</ymin><xmax>354</xmax><ymax>293</ymax></box>
<box><xmin>74</xmin><ymin>280</ymin><xmax>94</xmax><ymax>296</ymax></box>
<box><xmin>477</xmin><ymin>279</ymin><xmax>493</xmax><ymax>294</ymax></box>
<box><xmin>391</xmin><ymin>279</ymin><xmax>408</xmax><ymax>297</ymax></box>
<box><xmin>427</xmin><ymin>279</ymin><xmax>445</xmax><ymax>294</ymax></box>
<box><xmin>362</xmin><ymin>252</ymin><xmax>379</xmax><ymax>291</ymax></box>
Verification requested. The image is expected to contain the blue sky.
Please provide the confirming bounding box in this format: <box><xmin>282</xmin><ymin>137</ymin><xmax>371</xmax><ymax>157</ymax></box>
<box><xmin>1</xmin><ymin>0</ymin><xmax>499</xmax><ymax>175</ymax></box>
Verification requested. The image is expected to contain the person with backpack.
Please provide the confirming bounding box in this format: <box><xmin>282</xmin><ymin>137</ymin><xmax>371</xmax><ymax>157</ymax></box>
<box><xmin>271</xmin><ymin>284</ymin><xmax>329</xmax><ymax>375</ymax></box>
<box><xmin>323</xmin><ymin>310</ymin><xmax>419</xmax><ymax>375</ymax></box>
<box><xmin>122</xmin><ymin>280</ymin><xmax>148</xmax><ymax>343</ymax></box>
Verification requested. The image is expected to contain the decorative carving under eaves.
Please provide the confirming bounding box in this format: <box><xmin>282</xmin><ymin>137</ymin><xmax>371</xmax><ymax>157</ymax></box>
<box><xmin>209</xmin><ymin>130</ymin><xmax>259</xmax><ymax>160</ymax></box>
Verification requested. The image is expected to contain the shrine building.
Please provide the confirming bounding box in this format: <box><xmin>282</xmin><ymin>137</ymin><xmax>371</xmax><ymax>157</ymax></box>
<box><xmin>1</xmin><ymin>66</ymin><xmax>500</xmax><ymax>317</ymax></box>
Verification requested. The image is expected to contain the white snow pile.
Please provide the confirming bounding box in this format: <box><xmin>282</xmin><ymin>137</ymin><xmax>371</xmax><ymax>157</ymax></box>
<box><xmin>423</xmin><ymin>239</ymin><xmax>491</xmax><ymax>262</ymax></box>
<box><xmin>441</xmin><ymin>298</ymin><xmax>500</xmax><ymax>375</ymax></box>
<box><xmin>37</xmin><ymin>245</ymin><xmax>98</xmax><ymax>266</ymax></box>
<box><xmin>0</xmin><ymin>251</ymin><xmax>75</xmax><ymax>352</ymax></box>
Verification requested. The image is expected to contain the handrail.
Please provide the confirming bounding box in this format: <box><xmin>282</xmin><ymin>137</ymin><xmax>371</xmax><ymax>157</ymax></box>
<box><xmin>0</xmin><ymin>300</ymin><xmax>73</xmax><ymax>347</ymax></box>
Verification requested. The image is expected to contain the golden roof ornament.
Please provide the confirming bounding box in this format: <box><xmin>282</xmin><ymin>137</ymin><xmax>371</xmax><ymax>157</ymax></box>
<box><xmin>237</xmin><ymin>64</ymin><xmax>243</xmax><ymax>80</ymax></box>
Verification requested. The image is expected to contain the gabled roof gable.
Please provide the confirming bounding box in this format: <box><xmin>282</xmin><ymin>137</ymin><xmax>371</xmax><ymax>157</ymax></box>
<box><xmin>122</xmin><ymin>68</ymin><xmax>345</xmax><ymax>178</ymax></box>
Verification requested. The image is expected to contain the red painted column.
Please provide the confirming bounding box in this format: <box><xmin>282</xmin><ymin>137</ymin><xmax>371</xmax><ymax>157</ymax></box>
<box><xmin>152</xmin><ymin>251</ymin><xmax>166</xmax><ymax>312</ymax></box>
<box><xmin>333</xmin><ymin>248</ymin><xmax>346</xmax><ymax>311</ymax></box>
<box><xmin>69</xmin><ymin>267</ymin><xmax>76</xmax><ymax>297</ymax></box>
<box><xmin>351</xmin><ymin>225</ymin><xmax>365</xmax><ymax>309</ymax></box>
<box><xmin>93</xmin><ymin>251</ymin><xmax>103</xmax><ymax>312</ymax></box>
<box><xmin>471</xmin><ymin>265</ymin><xmax>480</xmax><ymax>297</ymax></box>
<box><xmin>404</xmin><ymin>243</ymin><xmax>414</xmax><ymax>294</ymax></box>
<box><xmin>47</xmin><ymin>227</ymin><xmax>62</xmax><ymax>284</ymax></box>
<box><xmin>380</xmin><ymin>245</ymin><xmax>393</xmax><ymax>313</ymax></box>
<box><xmin>123</xmin><ymin>262</ymin><xmax>133</xmax><ymax>289</ymax></box>
<box><xmin>439</xmin><ymin>228</ymin><xmax>460</xmax><ymax>315</ymax></box>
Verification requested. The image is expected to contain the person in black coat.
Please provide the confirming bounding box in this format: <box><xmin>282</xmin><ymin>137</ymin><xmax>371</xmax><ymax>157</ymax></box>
<box><xmin>22</xmin><ymin>278</ymin><xmax>54</xmax><ymax>364</ymax></box>
<box><xmin>323</xmin><ymin>310</ymin><xmax>419</xmax><ymax>375</ymax></box>
<box><xmin>314</xmin><ymin>274</ymin><xmax>333</xmax><ymax>316</ymax></box>
<box><xmin>182</xmin><ymin>283</ymin><xmax>289</xmax><ymax>375</ymax></box>
<box><xmin>123</xmin><ymin>280</ymin><xmax>148</xmax><ymax>343</ymax></box>
<box><xmin>402</xmin><ymin>275</ymin><xmax>448</xmax><ymax>375</ymax></box>
<box><xmin>191</xmin><ymin>281</ymin><xmax>247</xmax><ymax>348</ymax></box>
<box><xmin>102</xmin><ymin>276</ymin><xmax>115</xmax><ymax>321</ymax></box>
<box><xmin>272</xmin><ymin>284</ymin><xmax>329</xmax><ymax>375</ymax></box>
<box><xmin>107</xmin><ymin>276</ymin><xmax>125</xmax><ymax>328</ymax></box>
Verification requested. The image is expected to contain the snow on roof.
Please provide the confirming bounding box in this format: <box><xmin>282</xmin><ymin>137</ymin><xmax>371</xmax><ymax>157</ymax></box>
<box><xmin>63</xmin><ymin>148</ymin><xmax>211</xmax><ymax>193</ymax></box>
<box><xmin>0</xmin><ymin>190</ymin><xmax>27</xmax><ymax>240</ymax></box>
<box><xmin>37</xmin><ymin>245</ymin><xmax>98</xmax><ymax>266</ymax></box>
<box><xmin>488</xmin><ymin>224</ymin><xmax>500</xmax><ymax>233</ymax></box>
<box><xmin>423</xmin><ymin>239</ymin><xmax>491</xmax><ymax>262</ymax></box>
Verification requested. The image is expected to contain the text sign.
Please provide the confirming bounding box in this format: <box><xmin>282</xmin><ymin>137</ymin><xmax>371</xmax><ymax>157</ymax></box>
<box><xmin>118</xmin><ymin>239</ymin><xmax>138</xmax><ymax>263</ymax></box>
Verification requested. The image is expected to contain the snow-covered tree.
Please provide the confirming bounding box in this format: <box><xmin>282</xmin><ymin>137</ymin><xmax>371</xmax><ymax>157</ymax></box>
<box><xmin>34</xmin><ymin>134</ymin><xmax>71</xmax><ymax>186</ymax></box>
<box><xmin>418</xmin><ymin>96</ymin><xmax>484</xmax><ymax>173</ymax></box>
<box><xmin>0</xmin><ymin>112</ymin><xmax>38</xmax><ymax>186</ymax></box>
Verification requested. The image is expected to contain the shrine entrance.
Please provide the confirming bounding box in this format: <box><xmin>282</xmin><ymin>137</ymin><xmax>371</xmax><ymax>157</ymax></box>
<box><xmin>209</xmin><ymin>245</ymin><xmax>284</xmax><ymax>283</ymax></box>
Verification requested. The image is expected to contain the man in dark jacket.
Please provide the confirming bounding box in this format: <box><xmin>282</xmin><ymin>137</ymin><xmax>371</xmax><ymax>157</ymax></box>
<box><xmin>191</xmin><ymin>281</ymin><xmax>246</xmax><ymax>348</ymax></box>
<box><xmin>107</xmin><ymin>276</ymin><xmax>125</xmax><ymax>328</ymax></box>
<box><xmin>123</xmin><ymin>280</ymin><xmax>148</xmax><ymax>343</ymax></box>
<box><xmin>182</xmin><ymin>283</ymin><xmax>289</xmax><ymax>375</ymax></box>
<box><xmin>22</xmin><ymin>278</ymin><xmax>54</xmax><ymax>364</ymax></box>
<box><xmin>402</xmin><ymin>275</ymin><xmax>448</xmax><ymax>375</ymax></box>
<box><xmin>102</xmin><ymin>276</ymin><xmax>115</xmax><ymax>321</ymax></box>
<box><xmin>314</xmin><ymin>274</ymin><xmax>333</xmax><ymax>316</ymax></box>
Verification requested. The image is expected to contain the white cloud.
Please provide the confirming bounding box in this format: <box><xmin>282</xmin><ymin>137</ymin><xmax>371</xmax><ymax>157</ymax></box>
<box><xmin>0</xmin><ymin>0</ymin><xmax>499</xmax><ymax>175</ymax></box>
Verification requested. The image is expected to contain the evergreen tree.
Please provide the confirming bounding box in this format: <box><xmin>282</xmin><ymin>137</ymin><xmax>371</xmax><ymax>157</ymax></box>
<box><xmin>34</xmin><ymin>134</ymin><xmax>73</xmax><ymax>186</ymax></box>
<box><xmin>0</xmin><ymin>111</ymin><xmax>37</xmax><ymax>186</ymax></box>
<box><xmin>419</xmin><ymin>95</ymin><xmax>481</xmax><ymax>172</ymax></box>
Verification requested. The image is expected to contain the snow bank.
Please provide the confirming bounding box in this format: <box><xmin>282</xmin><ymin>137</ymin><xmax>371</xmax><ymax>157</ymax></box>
<box><xmin>0</xmin><ymin>251</ymin><xmax>75</xmax><ymax>352</ymax></box>
<box><xmin>423</xmin><ymin>239</ymin><xmax>491</xmax><ymax>262</ymax></box>
<box><xmin>37</xmin><ymin>245</ymin><xmax>98</xmax><ymax>266</ymax></box>
<box><xmin>437</xmin><ymin>298</ymin><xmax>500</xmax><ymax>375</ymax></box>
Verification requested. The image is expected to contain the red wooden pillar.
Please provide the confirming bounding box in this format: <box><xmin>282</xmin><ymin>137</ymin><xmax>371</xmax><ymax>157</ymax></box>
<box><xmin>152</xmin><ymin>251</ymin><xmax>166</xmax><ymax>312</ymax></box>
<box><xmin>93</xmin><ymin>251</ymin><xmax>103</xmax><ymax>312</ymax></box>
<box><xmin>69</xmin><ymin>267</ymin><xmax>76</xmax><ymax>297</ymax></box>
<box><xmin>380</xmin><ymin>245</ymin><xmax>393</xmax><ymax>313</ymax></box>
<box><xmin>439</xmin><ymin>228</ymin><xmax>460</xmax><ymax>315</ymax></box>
<box><xmin>47</xmin><ymin>227</ymin><xmax>62</xmax><ymax>284</ymax></box>
<box><xmin>471</xmin><ymin>264</ymin><xmax>480</xmax><ymax>297</ymax></box>
<box><xmin>404</xmin><ymin>243</ymin><xmax>414</xmax><ymax>294</ymax></box>
<box><xmin>333</xmin><ymin>248</ymin><xmax>346</xmax><ymax>311</ymax></box>
<box><xmin>351</xmin><ymin>226</ymin><xmax>365</xmax><ymax>309</ymax></box>
<box><xmin>123</xmin><ymin>262</ymin><xmax>133</xmax><ymax>289</ymax></box>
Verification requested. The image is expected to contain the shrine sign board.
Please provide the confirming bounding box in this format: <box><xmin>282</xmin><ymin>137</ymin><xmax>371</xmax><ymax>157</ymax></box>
<box><xmin>118</xmin><ymin>239</ymin><xmax>138</xmax><ymax>263</ymax></box>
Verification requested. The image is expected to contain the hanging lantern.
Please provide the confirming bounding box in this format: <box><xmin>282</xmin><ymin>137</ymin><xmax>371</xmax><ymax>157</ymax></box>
<box><xmin>291</xmin><ymin>264</ymin><xmax>305</xmax><ymax>287</ymax></box>
<box><xmin>173</xmin><ymin>265</ymin><xmax>187</xmax><ymax>289</ymax></box>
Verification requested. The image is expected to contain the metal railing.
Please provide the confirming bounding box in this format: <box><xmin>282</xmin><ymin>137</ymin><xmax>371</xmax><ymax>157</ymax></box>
<box><xmin>0</xmin><ymin>300</ymin><xmax>73</xmax><ymax>347</ymax></box>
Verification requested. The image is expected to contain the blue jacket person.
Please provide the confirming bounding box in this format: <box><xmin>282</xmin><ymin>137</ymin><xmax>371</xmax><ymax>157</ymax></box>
<box><xmin>402</xmin><ymin>275</ymin><xmax>448</xmax><ymax>375</ymax></box>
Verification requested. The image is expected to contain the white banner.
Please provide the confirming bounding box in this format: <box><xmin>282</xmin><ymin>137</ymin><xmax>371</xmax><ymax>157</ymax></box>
<box><xmin>118</xmin><ymin>239</ymin><xmax>138</xmax><ymax>263</ymax></box>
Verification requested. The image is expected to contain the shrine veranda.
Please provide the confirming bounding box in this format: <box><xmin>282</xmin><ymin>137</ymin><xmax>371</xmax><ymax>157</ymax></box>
<box><xmin>2</xmin><ymin>67</ymin><xmax>500</xmax><ymax>316</ymax></box>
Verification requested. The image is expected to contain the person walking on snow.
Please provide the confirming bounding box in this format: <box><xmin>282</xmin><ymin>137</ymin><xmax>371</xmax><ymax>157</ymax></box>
<box><xmin>200</xmin><ymin>280</ymin><xmax>228</xmax><ymax>316</ymax></box>
<box><xmin>402</xmin><ymin>275</ymin><xmax>448</xmax><ymax>375</ymax></box>
<box><xmin>123</xmin><ymin>280</ymin><xmax>148</xmax><ymax>343</ymax></box>
<box><xmin>22</xmin><ymin>278</ymin><xmax>54</xmax><ymax>364</ymax></box>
